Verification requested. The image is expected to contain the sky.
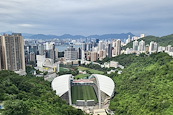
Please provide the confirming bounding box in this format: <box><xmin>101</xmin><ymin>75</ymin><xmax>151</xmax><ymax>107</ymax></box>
<box><xmin>0</xmin><ymin>0</ymin><xmax>173</xmax><ymax>36</ymax></box>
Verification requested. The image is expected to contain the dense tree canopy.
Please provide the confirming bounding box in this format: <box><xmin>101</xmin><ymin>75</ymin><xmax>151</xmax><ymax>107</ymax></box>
<box><xmin>109</xmin><ymin>52</ymin><xmax>173</xmax><ymax>114</ymax></box>
<box><xmin>0</xmin><ymin>71</ymin><xmax>85</xmax><ymax>115</ymax></box>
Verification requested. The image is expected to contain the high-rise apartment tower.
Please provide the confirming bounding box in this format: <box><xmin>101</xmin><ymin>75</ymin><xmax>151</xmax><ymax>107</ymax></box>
<box><xmin>0</xmin><ymin>33</ymin><xmax>25</xmax><ymax>71</ymax></box>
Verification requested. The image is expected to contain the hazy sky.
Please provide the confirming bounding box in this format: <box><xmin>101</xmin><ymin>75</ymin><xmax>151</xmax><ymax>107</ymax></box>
<box><xmin>0</xmin><ymin>0</ymin><xmax>173</xmax><ymax>36</ymax></box>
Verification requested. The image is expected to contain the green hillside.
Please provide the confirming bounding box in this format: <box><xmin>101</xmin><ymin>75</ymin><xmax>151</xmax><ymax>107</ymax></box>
<box><xmin>109</xmin><ymin>53</ymin><xmax>173</xmax><ymax>115</ymax></box>
<box><xmin>123</xmin><ymin>34</ymin><xmax>173</xmax><ymax>49</ymax></box>
<box><xmin>100</xmin><ymin>53</ymin><xmax>142</xmax><ymax>67</ymax></box>
<box><xmin>0</xmin><ymin>71</ymin><xmax>85</xmax><ymax>115</ymax></box>
<box><xmin>71</xmin><ymin>85</ymin><xmax>98</xmax><ymax>104</ymax></box>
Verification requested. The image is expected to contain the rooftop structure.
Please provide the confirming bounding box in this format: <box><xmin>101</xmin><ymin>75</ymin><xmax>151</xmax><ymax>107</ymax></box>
<box><xmin>52</xmin><ymin>74</ymin><xmax>73</xmax><ymax>105</ymax></box>
<box><xmin>89</xmin><ymin>74</ymin><xmax>115</xmax><ymax>97</ymax></box>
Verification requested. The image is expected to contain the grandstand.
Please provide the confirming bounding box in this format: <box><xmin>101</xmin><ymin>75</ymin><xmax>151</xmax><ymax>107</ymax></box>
<box><xmin>52</xmin><ymin>74</ymin><xmax>115</xmax><ymax>108</ymax></box>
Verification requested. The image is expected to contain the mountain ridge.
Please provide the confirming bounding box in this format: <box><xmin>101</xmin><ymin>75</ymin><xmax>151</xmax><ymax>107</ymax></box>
<box><xmin>0</xmin><ymin>31</ymin><xmax>135</xmax><ymax>40</ymax></box>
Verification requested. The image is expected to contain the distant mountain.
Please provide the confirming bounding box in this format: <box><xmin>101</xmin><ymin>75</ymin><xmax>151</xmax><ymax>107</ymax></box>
<box><xmin>0</xmin><ymin>31</ymin><xmax>13</xmax><ymax>35</ymax></box>
<box><xmin>28</xmin><ymin>34</ymin><xmax>58</xmax><ymax>39</ymax></box>
<box><xmin>25</xmin><ymin>32</ymin><xmax>134</xmax><ymax>40</ymax></box>
<box><xmin>23</xmin><ymin>34</ymin><xmax>86</xmax><ymax>39</ymax></box>
<box><xmin>88</xmin><ymin>33</ymin><xmax>134</xmax><ymax>39</ymax></box>
<box><xmin>58</xmin><ymin>34</ymin><xmax>85</xmax><ymax>39</ymax></box>
<box><xmin>0</xmin><ymin>31</ymin><xmax>34</xmax><ymax>38</ymax></box>
<box><xmin>0</xmin><ymin>31</ymin><xmax>135</xmax><ymax>40</ymax></box>
<box><xmin>21</xmin><ymin>33</ymin><xmax>34</xmax><ymax>38</ymax></box>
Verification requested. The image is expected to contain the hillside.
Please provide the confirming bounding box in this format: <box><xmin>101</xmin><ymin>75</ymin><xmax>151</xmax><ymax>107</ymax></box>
<box><xmin>109</xmin><ymin>53</ymin><xmax>173</xmax><ymax>114</ymax></box>
<box><xmin>124</xmin><ymin>34</ymin><xmax>173</xmax><ymax>49</ymax></box>
<box><xmin>97</xmin><ymin>53</ymin><xmax>143</xmax><ymax>67</ymax></box>
<box><xmin>0</xmin><ymin>71</ymin><xmax>85</xmax><ymax>115</ymax></box>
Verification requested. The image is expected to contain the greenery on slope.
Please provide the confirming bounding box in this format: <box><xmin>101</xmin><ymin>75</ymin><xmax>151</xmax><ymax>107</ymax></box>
<box><xmin>97</xmin><ymin>53</ymin><xmax>149</xmax><ymax>68</ymax></box>
<box><xmin>109</xmin><ymin>53</ymin><xmax>173</xmax><ymax>115</ymax></box>
<box><xmin>123</xmin><ymin>34</ymin><xmax>173</xmax><ymax>49</ymax></box>
<box><xmin>0</xmin><ymin>71</ymin><xmax>85</xmax><ymax>115</ymax></box>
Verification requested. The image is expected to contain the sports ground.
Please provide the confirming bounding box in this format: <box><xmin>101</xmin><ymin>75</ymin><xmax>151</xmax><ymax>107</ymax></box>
<box><xmin>71</xmin><ymin>85</ymin><xmax>98</xmax><ymax>104</ymax></box>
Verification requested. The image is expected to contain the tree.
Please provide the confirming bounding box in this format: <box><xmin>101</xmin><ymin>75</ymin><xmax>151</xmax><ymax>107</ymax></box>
<box><xmin>4</xmin><ymin>100</ymin><xmax>30</xmax><ymax>115</ymax></box>
<box><xmin>109</xmin><ymin>52</ymin><xmax>173</xmax><ymax>114</ymax></box>
<box><xmin>0</xmin><ymin>70</ymin><xmax>86</xmax><ymax>115</ymax></box>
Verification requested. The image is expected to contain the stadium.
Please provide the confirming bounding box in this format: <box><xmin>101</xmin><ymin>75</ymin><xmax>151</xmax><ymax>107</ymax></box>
<box><xmin>51</xmin><ymin>74</ymin><xmax>115</xmax><ymax>108</ymax></box>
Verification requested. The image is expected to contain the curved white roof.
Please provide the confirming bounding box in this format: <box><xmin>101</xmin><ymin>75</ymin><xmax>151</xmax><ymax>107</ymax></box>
<box><xmin>51</xmin><ymin>74</ymin><xmax>72</xmax><ymax>96</ymax></box>
<box><xmin>43</xmin><ymin>58</ymin><xmax>53</xmax><ymax>66</ymax></box>
<box><xmin>90</xmin><ymin>74</ymin><xmax>115</xmax><ymax>97</ymax></box>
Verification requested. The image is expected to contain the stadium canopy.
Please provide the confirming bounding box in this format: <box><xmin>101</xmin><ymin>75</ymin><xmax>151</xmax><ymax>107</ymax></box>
<box><xmin>52</xmin><ymin>74</ymin><xmax>72</xmax><ymax>96</ymax></box>
<box><xmin>90</xmin><ymin>74</ymin><xmax>115</xmax><ymax>97</ymax></box>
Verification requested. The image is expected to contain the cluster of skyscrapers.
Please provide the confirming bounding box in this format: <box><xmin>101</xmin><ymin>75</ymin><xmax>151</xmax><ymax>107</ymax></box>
<box><xmin>125</xmin><ymin>40</ymin><xmax>173</xmax><ymax>56</ymax></box>
<box><xmin>24</xmin><ymin>40</ymin><xmax>60</xmax><ymax>73</ymax></box>
<box><xmin>24</xmin><ymin>41</ymin><xmax>59</xmax><ymax>64</ymax></box>
<box><xmin>64</xmin><ymin>39</ymin><xmax>122</xmax><ymax>63</ymax></box>
<box><xmin>0</xmin><ymin>33</ymin><xmax>61</xmax><ymax>73</ymax></box>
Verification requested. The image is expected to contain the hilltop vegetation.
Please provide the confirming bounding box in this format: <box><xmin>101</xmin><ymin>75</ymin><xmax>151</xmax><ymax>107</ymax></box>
<box><xmin>98</xmin><ymin>53</ymin><xmax>143</xmax><ymax>67</ymax></box>
<box><xmin>0</xmin><ymin>71</ymin><xmax>85</xmax><ymax>115</ymax></box>
<box><xmin>124</xmin><ymin>34</ymin><xmax>173</xmax><ymax>49</ymax></box>
<box><xmin>109</xmin><ymin>53</ymin><xmax>173</xmax><ymax>115</ymax></box>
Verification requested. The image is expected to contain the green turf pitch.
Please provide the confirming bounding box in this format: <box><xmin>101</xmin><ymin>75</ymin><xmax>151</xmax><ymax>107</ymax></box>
<box><xmin>71</xmin><ymin>85</ymin><xmax>98</xmax><ymax>104</ymax></box>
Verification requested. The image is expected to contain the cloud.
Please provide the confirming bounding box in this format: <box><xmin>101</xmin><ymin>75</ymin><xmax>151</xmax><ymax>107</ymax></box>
<box><xmin>0</xmin><ymin>0</ymin><xmax>172</xmax><ymax>36</ymax></box>
<box><xmin>17</xmin><ymin>24</ymin><xmax>35</xmax><ymax>27</ymax></box>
